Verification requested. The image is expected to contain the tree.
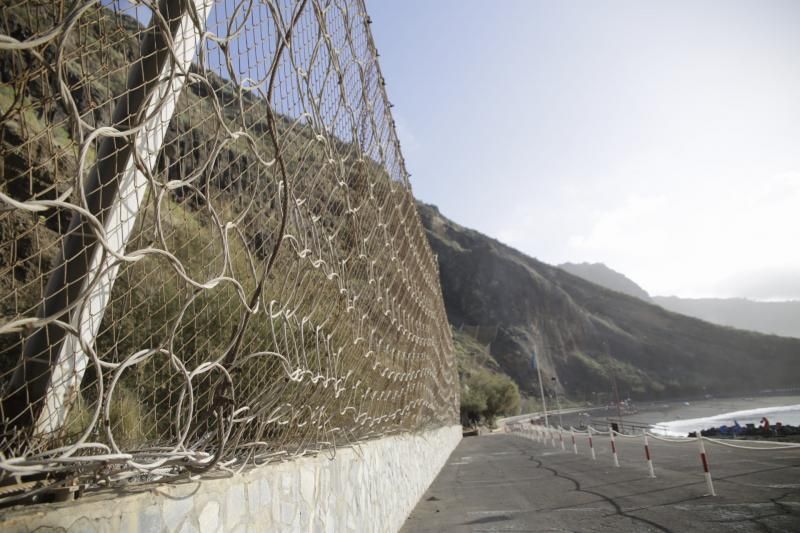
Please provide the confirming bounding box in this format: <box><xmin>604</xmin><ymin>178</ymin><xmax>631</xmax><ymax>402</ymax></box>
<box><xmin>460</xmin><ymin>369</ymin><xmax>520</xmax><ymax>427</ymax></box>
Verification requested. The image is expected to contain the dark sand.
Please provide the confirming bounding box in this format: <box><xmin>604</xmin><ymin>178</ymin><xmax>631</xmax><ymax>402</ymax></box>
<box><xmin>541</xmin><ymin>395</ymin><xmax>800</xmax><ymax>434</ymax></box>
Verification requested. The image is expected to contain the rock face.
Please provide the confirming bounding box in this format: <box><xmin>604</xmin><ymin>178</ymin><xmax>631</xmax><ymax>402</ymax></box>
<box><xmin>418</xmin><ymin>202</ymin><xmax>800</xmax><ymax>400</ymax></box>
<box><xmin>653</xmin><ymin>296</ymin><xmax>800</xmax><ymax>340</ymax></box>
<box><xmin>555</xmin><ymin>263</ymin><xmax>800</xmax><ymax>340</ymax></box>
<box><xmin>559</xmin><ymin>262</ymin><xmax>651</xmax><ymax>301</ymax></box>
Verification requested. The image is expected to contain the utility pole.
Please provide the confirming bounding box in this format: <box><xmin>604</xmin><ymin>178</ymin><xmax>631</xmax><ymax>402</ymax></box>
<box><xmin>611</xmin><ymin>370</ymin><xmax>623</xmax><ymax>424</ymax></box>
<box><xmin>552</xmin><ymin>376</ymin><xmax>564</xmax><ymax>428</ymax></box>
<box><xmin>604</xmin><ymin>340</ymin><xmax>624</xmax><ymax>428</ymax></box>
<box><xmin>532</xmin><ymin>350</ymin><xmax>549</xmax><ymax>427</ymax></box>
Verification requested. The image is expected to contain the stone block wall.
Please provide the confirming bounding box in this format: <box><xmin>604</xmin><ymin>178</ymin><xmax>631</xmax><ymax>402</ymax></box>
<box><xmin>2</xmin><ymin>425</ymin><xmax>462</xmax><ymax>533</ymax></box>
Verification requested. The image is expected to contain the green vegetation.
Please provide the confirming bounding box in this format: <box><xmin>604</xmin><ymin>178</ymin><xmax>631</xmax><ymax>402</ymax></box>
<box><xmin>1</xmin><ymin>1</ymin><xmax>458</xmax><ymax>453</ymax></box>
<box><xmin>453</xmin><ymin>329</ymin><xmax>519</xmax><ymax>427</ymax></box>
<box><xmin>460</xmin><ymin>369</ymin><xmax>519</xmax><ymax>427</ymax></box>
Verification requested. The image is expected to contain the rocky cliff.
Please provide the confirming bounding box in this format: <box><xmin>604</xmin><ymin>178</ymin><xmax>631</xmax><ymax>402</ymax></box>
<box><xmin>418</xmin><ymin>202</ymin><xmax>800</xmax><ymax>400</ymax></box>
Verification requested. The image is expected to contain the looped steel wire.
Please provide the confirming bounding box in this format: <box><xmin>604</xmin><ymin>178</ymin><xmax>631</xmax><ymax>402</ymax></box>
<box><xmin>0</xmin><ymin>0</ymin><xmax>458</xmax><ymax>501</ymax></box>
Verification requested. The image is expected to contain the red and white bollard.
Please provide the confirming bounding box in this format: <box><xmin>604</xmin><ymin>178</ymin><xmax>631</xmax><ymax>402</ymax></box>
<box><xmin>588</xmin><ymin>429</ymin><xmax>596</xmax><ymax>461</ymax></box>
<box><xmin>610</xmin><ymin>430</ymin><xmax>620</xmax><ymax>467</ymax></box>
<box><xmin>551</xmin><ymin>427</ymin><xmax>557</xmax><ymax>448</ymax></box>
<box><xmin>559</xmin><ymin>427</ymin><xmax>565</xmax><ymax>451</ymax></box>
<box><xmin>643</xmin><ymin>431</ymin><xmax>655</xmax><ymax>478</ymax></box>
<box><xmin>571</xmin><ymin>428</ymin><xmax>578</xmax><ymax>454</ymax></box>
<box><xmin>698</xmin><ymin>437</ymin><xmax>716</xmax><ymax>496</ymax></box>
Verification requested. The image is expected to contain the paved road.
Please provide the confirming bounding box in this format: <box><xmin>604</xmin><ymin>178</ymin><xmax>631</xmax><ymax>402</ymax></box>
<box><xmin>499</xmin><ymin>407</ymin><xmax>602</xmax><ymax>429</ymax></box>
<box><xmin>401</xmin><ymin>432</ymin><xmax>800</xmax><ymax>532</ymax></box>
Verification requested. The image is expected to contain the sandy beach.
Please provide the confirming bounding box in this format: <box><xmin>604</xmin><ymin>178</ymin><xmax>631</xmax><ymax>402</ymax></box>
<box><xmin>613</xmin><ymin>394</ymin><xmax>798</xmax><ymax>422</ymax></box>
<box><xmin>521</xmin><ymin>395</ymin><xmax>800</xmax><ymax>437</ymax></box>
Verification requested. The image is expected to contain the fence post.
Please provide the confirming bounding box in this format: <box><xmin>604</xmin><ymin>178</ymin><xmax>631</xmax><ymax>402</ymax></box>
<box><xmin>698</xmin><ymin>437</ymin><xmax>716</xmax><ymax>496</ymax></box>
<box><xmin>643</xmin><ymin>430</ymin><xmax>655</xmax><ymax>478</ymax></box>
<box><xmin>2</xmin><ymin>0</ymin><xmax>213</xmax><ymax>441</ymax></box>
<box><xmin>610</xmin><ymin>430</ymin><xmax>620</xmax><ymax>467</ymax></box>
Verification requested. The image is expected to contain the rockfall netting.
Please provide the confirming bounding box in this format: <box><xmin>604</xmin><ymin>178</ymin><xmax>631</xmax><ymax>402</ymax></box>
<box><xmin>0</xmin><ymin>0</ymin><xmax>457</xmax><ymax>502</ymax></box>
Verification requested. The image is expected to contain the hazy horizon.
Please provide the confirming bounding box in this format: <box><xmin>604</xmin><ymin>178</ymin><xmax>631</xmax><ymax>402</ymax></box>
<box><xmin>369</xmin><ymin>0</ymin><xmax>800</xmax><ymax>301</ymax></box>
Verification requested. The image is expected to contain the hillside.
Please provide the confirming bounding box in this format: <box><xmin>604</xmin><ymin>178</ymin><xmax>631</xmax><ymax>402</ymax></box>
<box><xmin>559</xmin><ymin>262</ymin><xmax>651</xmax><ymax>301</ymax></box>
<box><xmin>653</xmin><ymin>296</ymin><xmax>800</xmax><ymax>339</ymax></box>
<box><xmin>0</xmin><ymin>1</ymin><xmax>458</xmax><ymax>455</ymax></box>
<box><xmin>418</xmin><ymin>202</ymin><xmax>800</xmax><ymax>401</ymax></box>
<box><xmin>556</xmin><ymin>264</ymin><xmax>800</xmax><ymax>340</ymax></box>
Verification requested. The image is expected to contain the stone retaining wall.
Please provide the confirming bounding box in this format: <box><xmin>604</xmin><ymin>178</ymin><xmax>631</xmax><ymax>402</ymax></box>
<box><xmin>2</xmin><ymin>425</ymin><xmax>462</xmax><ymax>533</ymax></box>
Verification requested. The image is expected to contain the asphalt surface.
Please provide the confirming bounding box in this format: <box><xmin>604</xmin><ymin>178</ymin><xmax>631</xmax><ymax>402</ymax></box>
<box><xmin>401</xmin><ymin>431</ymin><xmax>800</xmax><ymax>532</ymax></box>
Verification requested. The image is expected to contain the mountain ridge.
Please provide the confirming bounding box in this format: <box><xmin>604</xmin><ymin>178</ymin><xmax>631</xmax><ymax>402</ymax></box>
<box><xmin>418</xmin><ymin>201</ymin><xmax>800</xmax><ymax>401</ymax></box>
<box><xmin>653</xmin><ymin>296</ymin><xmax>800</xmax><ymax>339</ymax></box>
<box><xmin>555</xmin><ymin>262</ymin><xmax>800</xmax><ymax>340</ymax></box>
<box><xmin>558</xmin><ymin>261</ymin><xmax>652</xmax><ymax>301</ymax></box>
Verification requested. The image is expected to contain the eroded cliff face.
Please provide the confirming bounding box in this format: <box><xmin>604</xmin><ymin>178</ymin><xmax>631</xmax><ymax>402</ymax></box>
<box><xmin>418</xmin><ymin>202</ymin><xmax>800</xmax><ymax>400</ymax></box>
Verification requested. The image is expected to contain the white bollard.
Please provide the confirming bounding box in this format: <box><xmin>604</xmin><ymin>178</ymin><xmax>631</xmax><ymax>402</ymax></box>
<box><xmin>610</xmin><ymin>430</ymin><xmax>620</xmax><ymax>467</ymax></box>
<box><xmin>589</xmin><ymin>429</ymin><xmax>596</xmax><ymax>461</ymax></box>
<box><xmin>697</xmin><ymin>437</ymin><xmax>716</xmax><ymax>496</ymax></box>
<box><xmin>571</xmin><ymin>428</ymin><xmax>578</xmax><ymax>454</ymax></box>
<box><xmin>643</xmin><ymin>431</ymin><xmax>655</xmax><ymax>478</ymax></box>
<box><xmin>559</xmin><ymin>427</ymin><xmax>566</xmax><ymax>451</ymax></box>
<box><xmin>551</xmin><ymin>427</ymin><xmax>557</xmax><ymax>448</ymax></box>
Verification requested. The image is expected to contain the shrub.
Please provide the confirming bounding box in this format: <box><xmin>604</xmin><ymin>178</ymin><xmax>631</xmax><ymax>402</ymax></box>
<box><xmin>460</xmin><ymin>368</ymin><xmax>519</xmax><ymax>427</ymax></box>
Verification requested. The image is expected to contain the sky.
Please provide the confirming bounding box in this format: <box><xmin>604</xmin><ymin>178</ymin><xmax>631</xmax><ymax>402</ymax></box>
<box><xmin>367</xmin><ymin>0</ymin><xmax>800</xmax><ymax>300</ymax></box>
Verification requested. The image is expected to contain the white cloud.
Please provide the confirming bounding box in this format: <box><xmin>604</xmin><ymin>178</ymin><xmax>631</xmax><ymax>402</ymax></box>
<box><xmin>563</xmin><ymin>171</ymin><xmax>800</xmax><ymax>298</ymax></box>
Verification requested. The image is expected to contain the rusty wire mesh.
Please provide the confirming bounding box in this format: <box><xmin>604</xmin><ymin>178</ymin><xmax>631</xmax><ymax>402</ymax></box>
<box><xmin>0</xmin><ymin>0</ymin><xmax>457</xmax><ymax>501</ymax></box>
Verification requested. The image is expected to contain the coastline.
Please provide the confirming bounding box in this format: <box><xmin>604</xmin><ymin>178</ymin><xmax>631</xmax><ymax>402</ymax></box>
<box><xmin>587</xmin><ymin>394</ymin><xmax>800</xmax><ymax>437</ymax></box>
<box><xmin>614</xmin><ymin>394</ymin><xmax>800</xmax><ymax>422</ymax></box>
<box><xmin>505</xmin><ymin>394</ymin><xmax>800</xmax><ymax>432</ymax></box>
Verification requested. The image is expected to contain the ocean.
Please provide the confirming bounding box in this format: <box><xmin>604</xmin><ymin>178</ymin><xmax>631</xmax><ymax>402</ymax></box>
<box><xmin>650</xmin><ymin>403</ymin><xmax>800</xmax><ymax>437</ymax></box>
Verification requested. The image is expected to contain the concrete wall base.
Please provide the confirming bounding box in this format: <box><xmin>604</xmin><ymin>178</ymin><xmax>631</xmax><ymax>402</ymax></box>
<box><xmin>2</xmin><ymin>425</ymin><xmax>462</xmax><ymax>533</ymax></box>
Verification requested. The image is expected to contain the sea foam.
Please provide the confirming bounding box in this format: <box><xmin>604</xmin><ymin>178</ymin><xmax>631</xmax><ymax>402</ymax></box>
<box><xmin>650</xmin><ymin>404</ymin><xmax>800</xmax><ymax>437</ymax></box>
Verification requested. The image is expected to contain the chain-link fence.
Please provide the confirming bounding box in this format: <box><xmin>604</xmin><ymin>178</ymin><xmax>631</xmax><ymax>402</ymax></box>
<box><xmin>0</xmin><ymin>0</ymin><xmax>458</xmax><ymax>503</ymax></box>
